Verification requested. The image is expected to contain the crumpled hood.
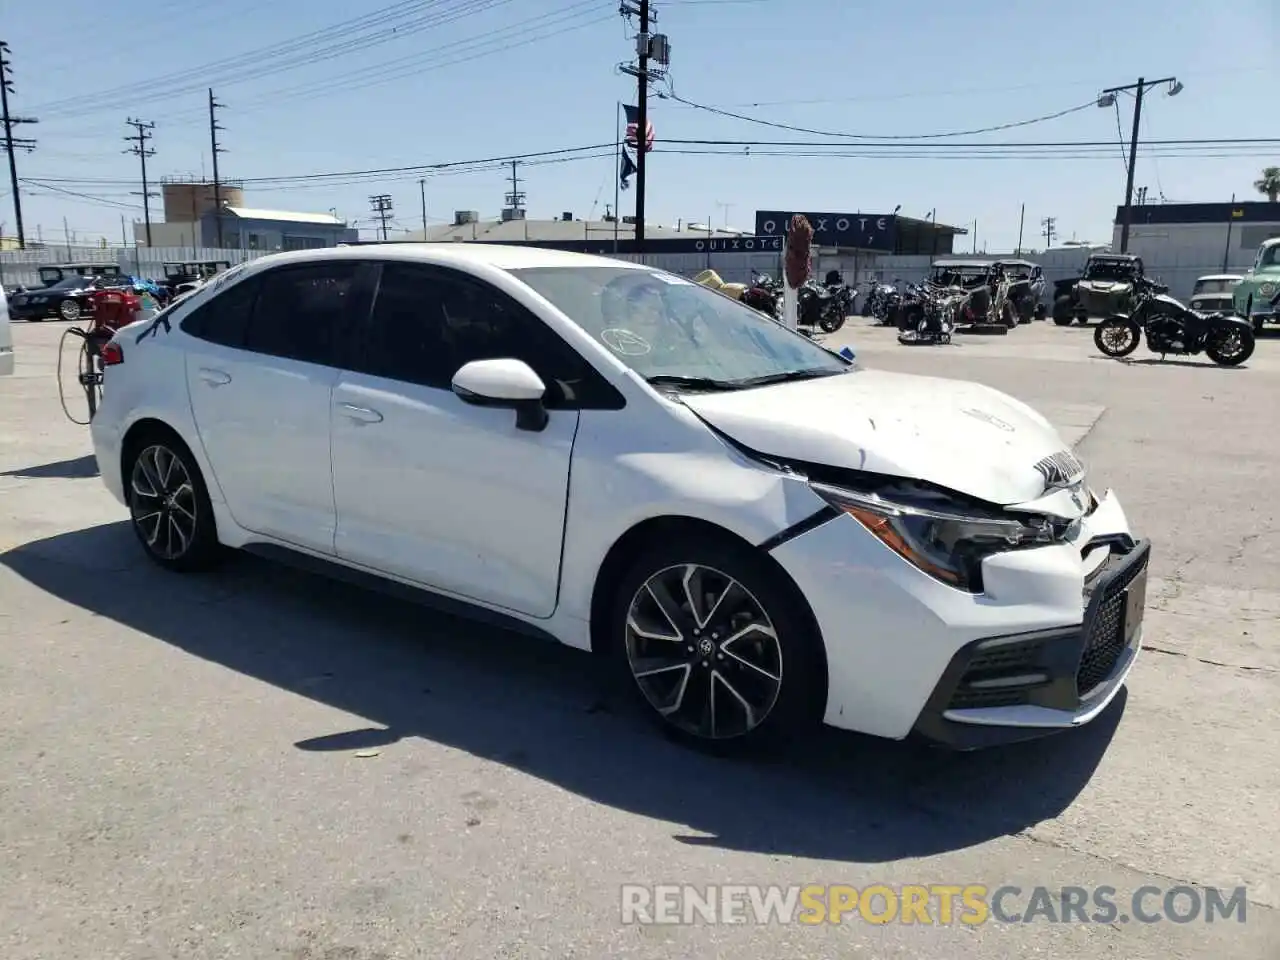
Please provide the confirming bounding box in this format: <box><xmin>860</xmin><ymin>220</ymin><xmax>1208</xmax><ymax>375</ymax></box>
<box><xmin>681</xmin><ymin>369</ymin><xmax>1077</xmax><ymax>505</ymax></box>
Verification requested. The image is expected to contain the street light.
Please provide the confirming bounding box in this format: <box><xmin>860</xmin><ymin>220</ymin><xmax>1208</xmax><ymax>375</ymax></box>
<box><xmin>1098</xmin><ymin>75</ymin><xmax>1183</xmax><ymax>252</ymax></box>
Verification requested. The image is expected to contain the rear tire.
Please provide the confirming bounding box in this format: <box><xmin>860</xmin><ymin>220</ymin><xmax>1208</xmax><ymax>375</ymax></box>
<box><xmin>1094</xmin><ymin>316</ymin><xmax>1142</xmax><ymax>357</ymax></box>
<box><xmin>607</xmin><ymin>536</ymin><xmax>825</xmax><ymax>754</ymax></box>
<box><xmin>1205</xmin><ymin>327</ymin><xmax>1255</xmax><ymax>367</ymax></box>
<box><xmin>123</xmin><ymin>429</ymin><xmax>222</xmax><ymax>572</ymax></box>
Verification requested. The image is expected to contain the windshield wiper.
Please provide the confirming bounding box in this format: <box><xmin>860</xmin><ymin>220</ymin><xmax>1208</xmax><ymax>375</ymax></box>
<box><xmin>732</xmin><ymin>368</ymin><xmax>846</xmax><ymax>388</ymax></box>
<box><xmin>645</xmin><ymin>374</ymin><xmax>740</xmax><ymax>391</ymax></box>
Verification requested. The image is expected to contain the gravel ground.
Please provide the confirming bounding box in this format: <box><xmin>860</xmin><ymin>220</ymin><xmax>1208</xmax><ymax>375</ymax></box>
<box><xmin>1</xmin><ymin>316</ymin><xmax>1276</xmax><ymax>959</ymax></box>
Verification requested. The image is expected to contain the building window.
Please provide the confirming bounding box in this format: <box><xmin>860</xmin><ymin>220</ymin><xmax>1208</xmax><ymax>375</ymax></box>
<box><xmin>247</xmin><ymin>233</ymin><xmax>262</xmax><ymax>250</ymax></box>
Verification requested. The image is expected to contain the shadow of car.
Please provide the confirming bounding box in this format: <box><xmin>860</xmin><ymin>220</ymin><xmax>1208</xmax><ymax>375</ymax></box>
<box><xmin>1</xmin><ymin>520</ymin><xmax>1126</xmax><ymax>862</ymax></box>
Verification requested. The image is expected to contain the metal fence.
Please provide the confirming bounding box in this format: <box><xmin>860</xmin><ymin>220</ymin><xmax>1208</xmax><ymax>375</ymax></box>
<box><xmin>0</xmin><ymin>239</ymin><xmax>1247</xmax><ymax>304</ymax></box>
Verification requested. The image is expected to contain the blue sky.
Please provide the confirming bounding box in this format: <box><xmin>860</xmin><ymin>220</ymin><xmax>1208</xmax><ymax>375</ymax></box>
<box><xmin>5</xmin><ymin>0</ymin><xmax>1277</xmax><ymax>251</ymax></box>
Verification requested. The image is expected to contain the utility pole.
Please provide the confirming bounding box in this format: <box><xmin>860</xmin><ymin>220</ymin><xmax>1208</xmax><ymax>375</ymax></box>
<box><xmin>1097</xmin><ymin>75</ymin><xmax>1181</xmax><ymax>253</ymax></box>
<box><xmin>0</xmin><ymin>41</ymin><xmax>38</xmax><ymax>249</ymax></box>
<box><xmin>619</xmin><ymin>1</ymin><xmax>670</xmax><ymax>251</ymax></box>
<box><xmin>504</xmin><ymin>160</ymin><xmax>525</xmax><ymax>215</ymax></box>
<box><xmin>124</xmin><ymin>118</ymin><xmax>156</xmax><ymax>247</ymax></box>
<box><xmin>369</xmin><ymin>194</ymin><xmax>392</xmax><ymax>241</ymax></box>
<box><xmin>208</xmin><ymin>89</ymin><xmax>227</xmax><ymax>249</ymax></box>
<box><xmin>1041</xmin><ymin>216</ymin><xmax>1057</xmax><ymax>249</ymax></box>
<box><xmin>418</xmin><ymin>178</ymin><xmax>427</xmax><ymax>235</ymax></box>
<box><xmin>1015</xmin><ymin>203</ymin><xmax>1025</xmax><ymax>255</ymax></box>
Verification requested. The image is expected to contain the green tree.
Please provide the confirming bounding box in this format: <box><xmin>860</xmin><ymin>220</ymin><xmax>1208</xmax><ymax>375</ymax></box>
<box><xmin>1255</xmin><ymin>166</ymin><xmax>1280</xmax><ymax>202</ymax></box>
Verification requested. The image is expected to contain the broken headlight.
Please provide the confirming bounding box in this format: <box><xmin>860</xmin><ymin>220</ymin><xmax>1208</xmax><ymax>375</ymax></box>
<box><xmin>811</xmin><ymin>481</ymin><xmax>1059</xmax><ymax>592</ymax></box>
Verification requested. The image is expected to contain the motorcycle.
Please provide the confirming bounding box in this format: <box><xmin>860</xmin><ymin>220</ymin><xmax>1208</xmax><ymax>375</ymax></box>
<box><xmin>861</xmin><ymin>281</ymin><xmax>900</xmax><ymax>324</ymax></box>
<box><xmin>1093</xmin><ymin>278</ymin><xmax>1256</xmax><ymax>367</ymax></box>
<box><xmin>797</xmin><ymin>279</ymin><xmax>852</xmax><ymax>333</ymax></box>
<box><xmin>742</xmin><ymin>272</ymin><xmax>782</xmax><ymax>320</ymax></box>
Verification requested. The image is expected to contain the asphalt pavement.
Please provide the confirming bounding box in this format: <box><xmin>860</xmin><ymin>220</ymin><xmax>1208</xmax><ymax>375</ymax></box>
<box><xmin>1</xmin><ymin>316</ymin><xmax>1277</xmax><ymax>959</ymax></box>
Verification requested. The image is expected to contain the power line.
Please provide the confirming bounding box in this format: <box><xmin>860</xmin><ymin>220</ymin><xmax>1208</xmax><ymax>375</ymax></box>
<box><xmin>43</xmin><ymin>1</ymin><xmax>610</xmax><ymax>140</ymax></box>
<box><xmin>656</xmin><ymin>90</ymin><xmax>1100</xmax><ymax>140</ymax></box>
<box><xmin>32</xmin><ymin>0</ymin><xmax>484</xmax><ymax>117</ymax></box>
<box><xmin>123</xmin><ymin>118</ymin><xmax>156</xmax><ymax>245</ymax></box>
<box><xmin>1</xmin><ymin>40</ymin><xmax>38</xmax><ymax>248</ymax></box>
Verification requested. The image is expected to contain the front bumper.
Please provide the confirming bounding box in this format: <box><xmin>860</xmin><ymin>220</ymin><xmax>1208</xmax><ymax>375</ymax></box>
<box><xmin>768</xmin><ymin>488</ymin><xmax>1147</xmax><ymax>745</ymax></box>
<box><xmin>912</xmin><ymin>537</ymin><xmax>1148</xmax><ymax>748</ymax></box>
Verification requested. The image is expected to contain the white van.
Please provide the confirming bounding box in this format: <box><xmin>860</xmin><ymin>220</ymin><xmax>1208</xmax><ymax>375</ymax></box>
<box><xmin>0</xmin><ymin>284</ymin><xmax>13</xmax><ymax>376</ymax></box>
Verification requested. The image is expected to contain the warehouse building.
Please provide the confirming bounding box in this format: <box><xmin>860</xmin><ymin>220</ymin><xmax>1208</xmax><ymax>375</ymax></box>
<box><xmin>404</xmin><ymin>208</ymin><xmax>965</xmax><ymax>284</ymax></box>
<box><xmin>1119</xmin><ymin>201</ymin><xmax>1280</xmax><ymax>294</ymax></box>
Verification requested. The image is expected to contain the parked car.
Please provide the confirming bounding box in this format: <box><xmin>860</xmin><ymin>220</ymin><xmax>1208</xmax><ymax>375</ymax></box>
<box><xmin>0</xmin><ymin>283</ymin><xmax>13</xmax><ymax>376</ymax></box>
<box><xmin>994</xmin><ymin>259</ymin><xmax>1048</xmax><ymax>322</ymax></box>
<box><xmin>89</xmin><ymin>245</ymin><xmax>1148</xmax><ymax>752</ymax></box>
<box><xmin>36</xmin><ymin>262</ymin><xmax>122</xmax><ymax>286</ymax></box>
<box><xmin>7</xmin><ymin>276</ymin><xmax>99</xmax><ymax>322</ymax></box>
<box><xmin>1052</xmin><ymin>253</ymin><xmax>1145</xmax><ymax>325</ymax></box>
<box><xmin>1232</xmin><ymin>238</ymin><xmax>1280</xmax><ymax>332</ymax></box>
<box><xmin>1188</xmin><ymin>274</ymin><xmax>1242</xmax><ymax>315</ymax></box>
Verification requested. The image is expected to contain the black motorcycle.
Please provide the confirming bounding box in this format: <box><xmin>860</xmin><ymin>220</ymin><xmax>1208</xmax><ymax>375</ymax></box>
<box><xmin>797</xmin><ymin>279</ymin><xmax>852</xmax><ymax>333</ymax></box>
<box><xmin>1093</xmin><ymin>278</ymin><xmax>1255</xmax><ymax>367</ymax></box>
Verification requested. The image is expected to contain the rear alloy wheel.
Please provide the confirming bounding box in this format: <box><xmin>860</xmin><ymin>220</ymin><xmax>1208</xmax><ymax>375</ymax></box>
<box><xmin>612</xmin><ymin>541</ymin><xmax>823</xmax><ymax>752</ymax></box>
<box><xmin>1205</xmin><ymin>327</ymin><xmax>1255</xmax><ymax>367</ymax></box>
<box><xmin>59</xmin><ymin>298</ymin><xmax>81</xmax><ymax>321</ymax></box>
<box><xmin>126</xmin><ymin>438</ymin><xmax>220</xmax><ymax>571</ymax></box>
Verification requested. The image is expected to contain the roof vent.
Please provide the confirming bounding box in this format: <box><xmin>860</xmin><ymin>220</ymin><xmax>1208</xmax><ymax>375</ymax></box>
<box><xmin>562</xmin><ymin>212</ymin><xmax>573</xmax><ymax>221</ymax></box>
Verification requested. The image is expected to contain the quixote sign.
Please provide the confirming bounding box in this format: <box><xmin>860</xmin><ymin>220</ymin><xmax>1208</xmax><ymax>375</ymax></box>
<box><xmin>755</xmin><ymin>211</ymin><xmax>897</xmax><ymax>251</ymax></box>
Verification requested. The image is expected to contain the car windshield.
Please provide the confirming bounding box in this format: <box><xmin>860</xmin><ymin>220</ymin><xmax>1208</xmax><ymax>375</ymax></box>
<box><xmin>1259</xmin><ymin>245</ymin><xmax>1280</xmax><ymax>269</ymax></box>
<box><xmin>1084</xmin><ymin>259</ymin><xmax>1136</xmax><ymax>281</ymax></box>
<box><xmin>510</xmin><ymin>266</ymin><xmax>851</xmax><ymax>387</ymax></box>
<box><xmin>1194</xmin><ymin>279</ymin><xmax>1236</xmax><ymax>295</ymax></box>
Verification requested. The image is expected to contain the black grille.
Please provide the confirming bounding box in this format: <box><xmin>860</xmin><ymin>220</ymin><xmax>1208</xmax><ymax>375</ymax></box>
<box><xmin>947</xmin><ymin>637</ymin><xmax>1047</xmax><ymax>710</ymax></box>
<box><xmin>1076</xmin><ymin>555</ymin><xmax>1146</xmax><ymax>696</ymax></box>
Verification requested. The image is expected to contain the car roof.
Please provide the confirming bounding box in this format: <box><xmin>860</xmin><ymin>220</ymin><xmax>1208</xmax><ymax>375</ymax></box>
<box><xmin>256</xmin><ymin>242</ymin><xmax>653</xmax><ymax>273</ymax></box>
<box><xmin>993</xmin><ymin>258</ymin><xmax>1037</xmax><ymax>268</ymax></box>
<box><xmin>931</xmin><ymin>259</ymin><xmax>994</xmax><ymax>268</ymax></box>
<box><xmin>1088</xmin><ymin>253</ymin><xmax>1140</xmax><ymax>261</ymax></box>
<box><xmin>1195</xmin><ymin>274</ymin><xmax>1243</xmax><ymax>281</ymax></box>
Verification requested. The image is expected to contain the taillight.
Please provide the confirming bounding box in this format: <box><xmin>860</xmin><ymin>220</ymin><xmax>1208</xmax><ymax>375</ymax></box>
<box><xmin>101</xmin><ymin>342</ymin><xmax>124</xmax><ymax>366</ymax></box>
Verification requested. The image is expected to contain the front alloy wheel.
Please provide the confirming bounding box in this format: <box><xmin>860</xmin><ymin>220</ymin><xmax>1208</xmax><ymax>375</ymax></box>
<box><xmin>625</xmin><ymin>563</ymin><xmax>784</xmax><ymax>741</ymax></box>
<box><xmin>59</xmin><ymin>298</ymin><xmax>81</xmax><ymax>321</ymax></box>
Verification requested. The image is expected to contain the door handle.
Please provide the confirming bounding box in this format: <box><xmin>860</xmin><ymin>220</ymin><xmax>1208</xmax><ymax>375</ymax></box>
<box><xmin>337</xmin><ymin>402</ymin><xmax>383</xmax><ymax>424</ymax></box>
<box><xmin>198</xmin><ymin>368</ymin><xmax>231</xmax><ymax>386</ymax></box>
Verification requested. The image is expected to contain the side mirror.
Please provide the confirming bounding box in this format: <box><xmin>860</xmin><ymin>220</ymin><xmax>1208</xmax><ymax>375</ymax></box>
<box><xmin>451</xmin><ymin>358</ymin><xmax>549</xmax><ymax>432</ymax></box>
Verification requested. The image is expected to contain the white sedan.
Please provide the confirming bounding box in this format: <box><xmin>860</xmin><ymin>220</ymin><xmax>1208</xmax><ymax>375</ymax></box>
<box><xmin>90</xmin><ymin>244</ymin><xmax>1149</xmax><ymax>751</ymax></box>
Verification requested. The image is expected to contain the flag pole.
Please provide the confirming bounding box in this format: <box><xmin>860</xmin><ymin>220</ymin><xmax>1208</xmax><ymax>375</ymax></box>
<box><xmin>614</xmin><ymin>101</ymin><xmax>621</xmax><ymax>254</ymax></box>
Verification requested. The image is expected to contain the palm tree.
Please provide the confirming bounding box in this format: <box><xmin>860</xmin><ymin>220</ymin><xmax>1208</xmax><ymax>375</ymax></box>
<box><xmin>1255</xmin><ymin>167</ymin><xmax>1280</xmax><ymax>202</ymax></box>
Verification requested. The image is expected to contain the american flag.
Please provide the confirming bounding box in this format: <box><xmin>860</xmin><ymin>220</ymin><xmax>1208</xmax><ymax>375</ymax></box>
<box><xmin>623</xmin><ymin>103</ymin><xmax>654</xmax><ymax>153</ymax></box>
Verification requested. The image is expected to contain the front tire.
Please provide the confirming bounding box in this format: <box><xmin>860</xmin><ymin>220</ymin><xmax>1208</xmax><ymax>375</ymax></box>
<box><xmin>1094</xmin><ymin>316</ymin><xmax>1142</xmax><ymax>357</ymax></box>
<box><xmin>124</xmin><ymin>432</ymin><xmax>221</xmax><ymax>572</ymax></box>
<box><xmin>59</xmin><ymin>298</ymin><xmax>81</xmax><ymax>321</ymax></box>
<box><xmin>1052</xmin><ymin>295</ymin><xmax>1074</xmax><ymax>325</ymax></box>
<box><xmin>1205</xmin><ymin>326</ymin><xmax>1255</xmax><ymax>366</ymax></box>
<box><xmin>608</xmin><ymin>537</ymin><xmax>824</xmax><ymax>753</ymax></box>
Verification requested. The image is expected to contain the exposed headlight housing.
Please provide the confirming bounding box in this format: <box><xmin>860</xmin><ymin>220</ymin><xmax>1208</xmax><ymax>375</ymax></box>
<box><xmin>811</xmin><ymin>482</ymin><xmax>1061</xmax><ymax>592</ymax></box>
